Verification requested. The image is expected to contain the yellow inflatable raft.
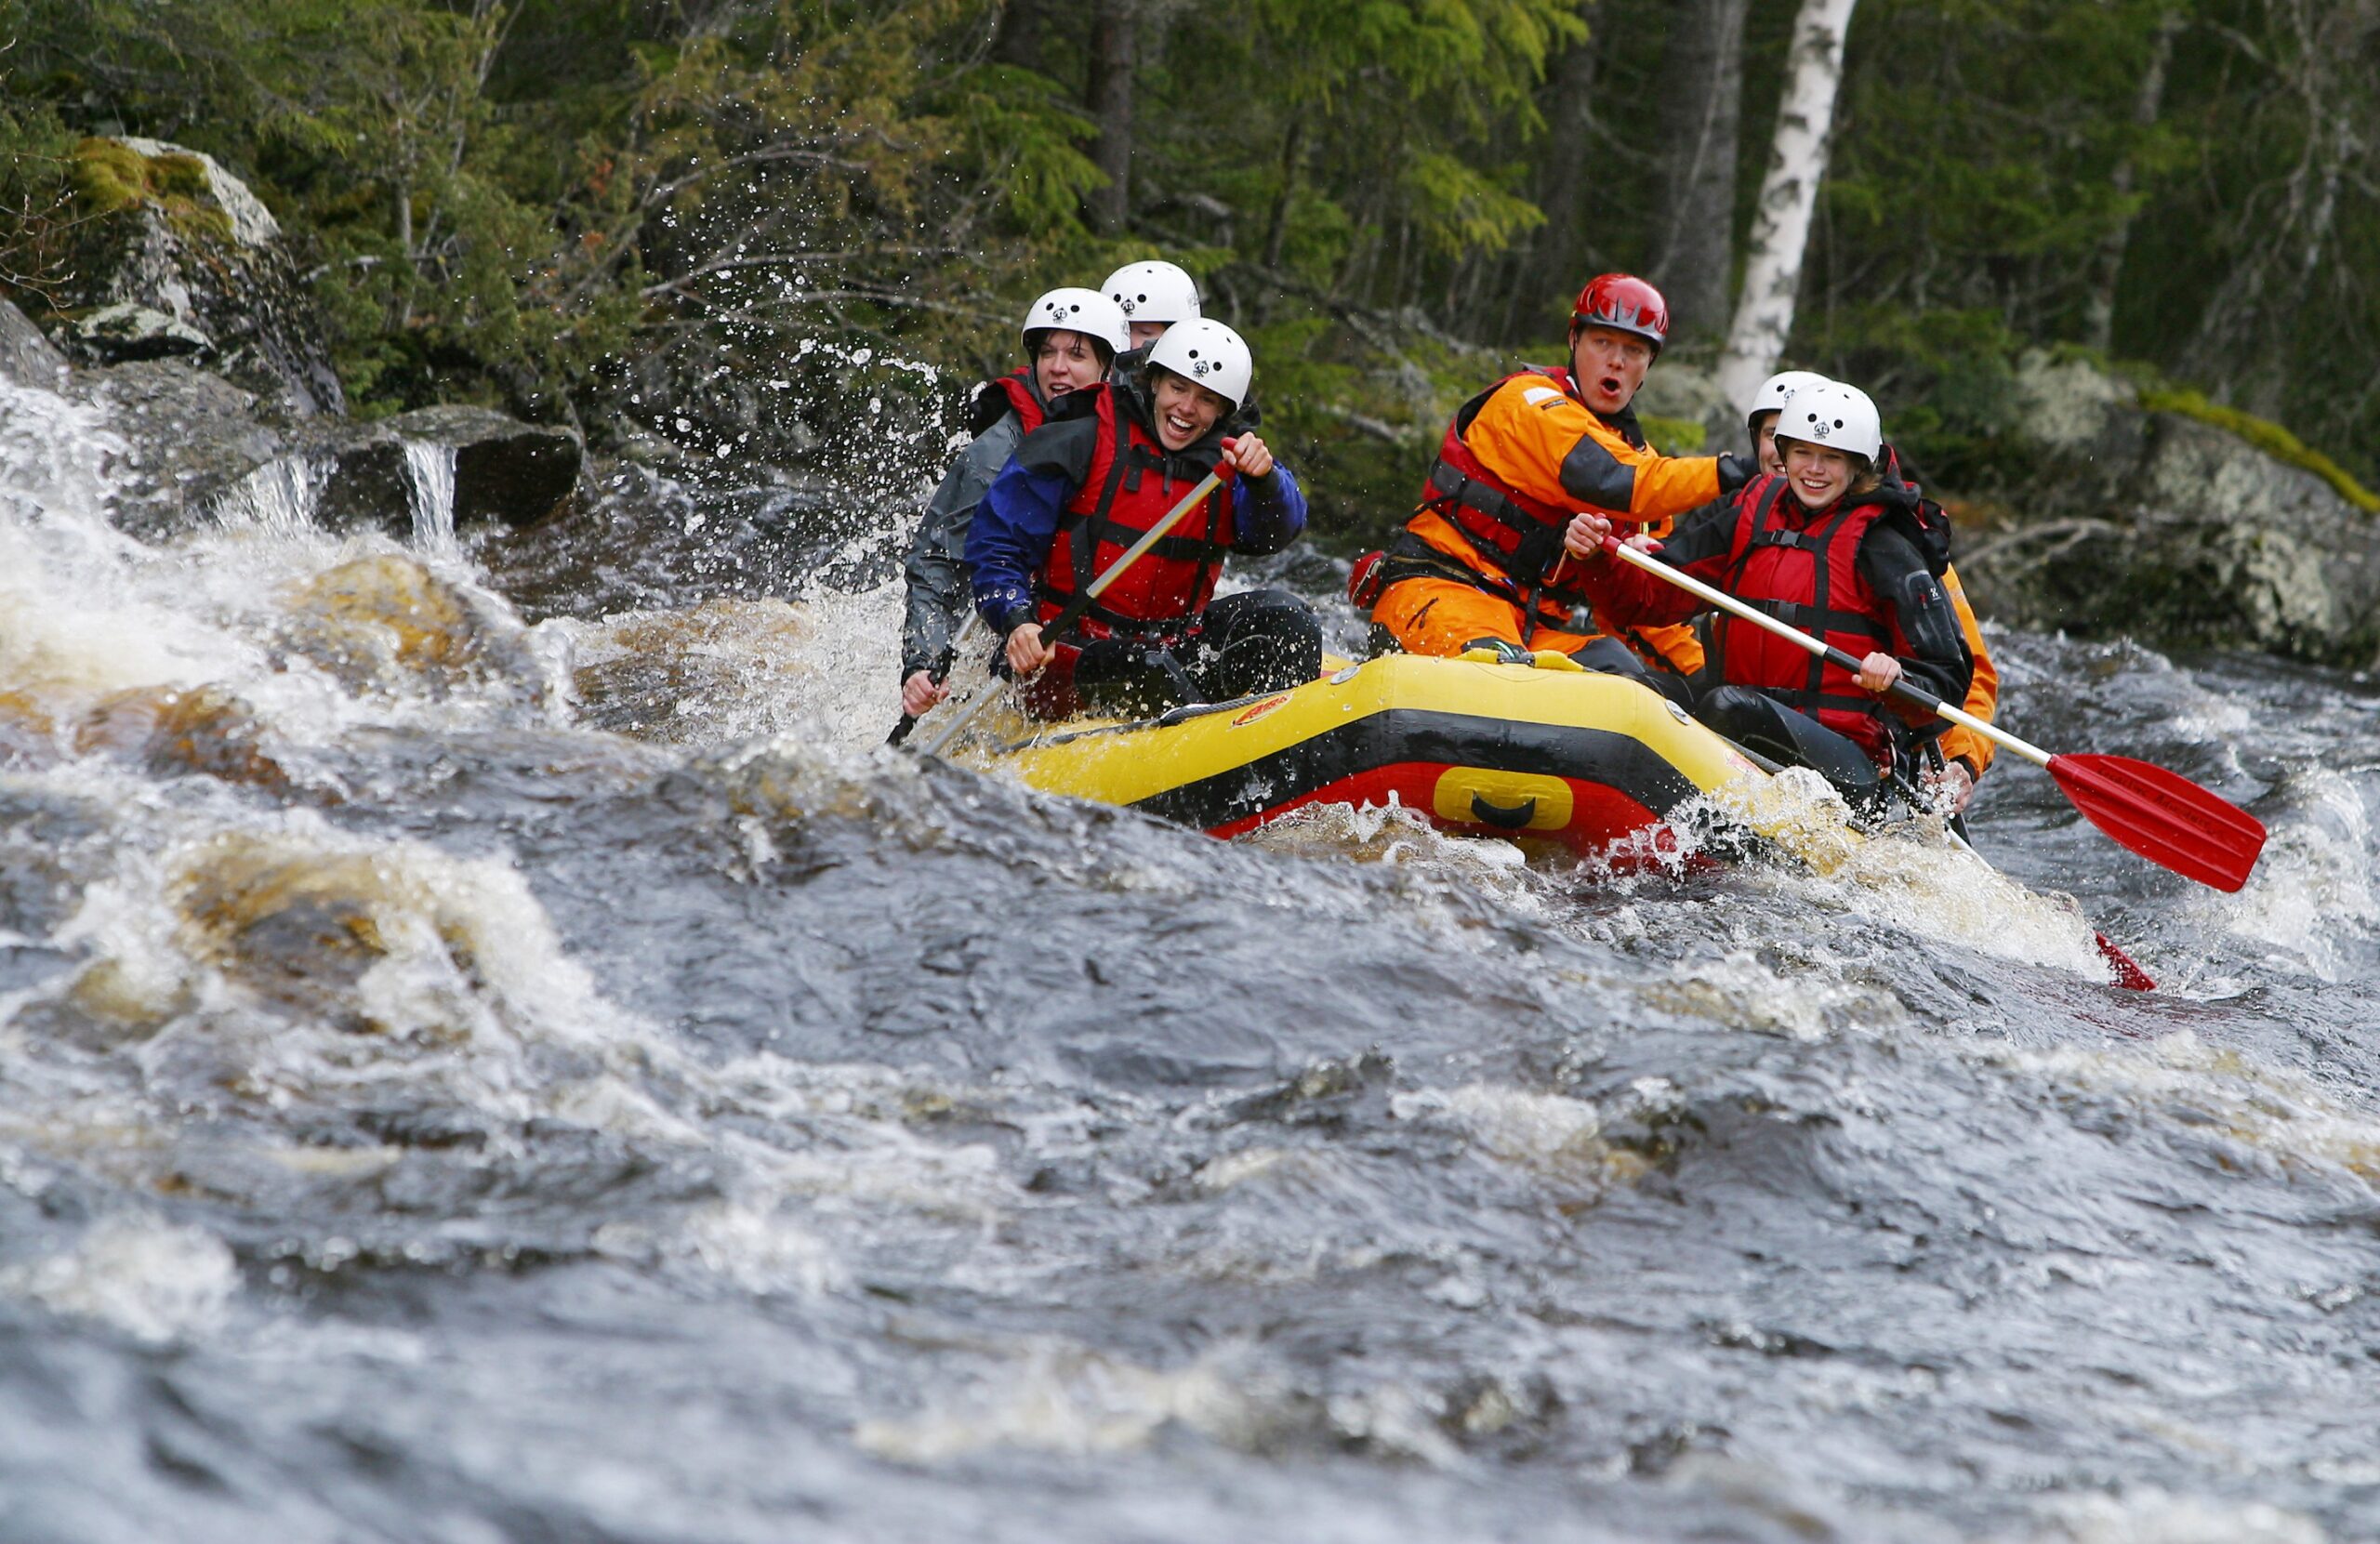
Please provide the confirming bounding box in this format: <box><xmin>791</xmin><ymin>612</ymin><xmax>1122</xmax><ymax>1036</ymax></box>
<box><xmin>963</xmin><ymin>651</ymin><xmax>1771</xmax><ymax>864</ymax></box>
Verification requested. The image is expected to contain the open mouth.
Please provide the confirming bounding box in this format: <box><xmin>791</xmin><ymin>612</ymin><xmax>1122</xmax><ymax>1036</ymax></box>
<box><xmin>1164</xmin><ymin>411</ymin><xmax>1198</xmax><ymax>439</ymax></box>
<box><xmin>1599</xmin><ymin>376</ymin><xmax>1622</xmax><ymax>398</ymax></box>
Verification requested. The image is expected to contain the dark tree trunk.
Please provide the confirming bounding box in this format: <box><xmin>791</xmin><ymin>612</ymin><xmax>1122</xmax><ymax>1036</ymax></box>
<box><xmin>992</xmin><ymin>0</ymin><xmax>1054</xmax><ymax>73</ymax></box>
<box><xmin>2082</xmin><ymin>9</ymin><xmax>2180</xmax><ymax>354</ymax></box>
<box><xmin>1465</xmin><ymin>19</ymin><xmax>1601</xmax><ymax>341</ymax></box>
<box><xmin>1085</xmin><ymin>0</ymin><xmax>1138</xmax><ymax>233</ymax></box>
<box><xmin>1644</xmin><ymin>0</ymin><xmax>1750</xmax><ymax>348</ymax></box>
<box><xmin>1527</xmin><ymin>11</ymin><xmax>1604</xmax><ymax>323</ymax></box>
<box><xmin>1261</xmin><ymin>116</ymin><xmax>1306</xmax><ymax>272</ymax></box>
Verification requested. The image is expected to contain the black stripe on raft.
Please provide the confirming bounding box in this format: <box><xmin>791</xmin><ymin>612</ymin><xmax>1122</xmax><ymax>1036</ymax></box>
<box><xmin>1129</xmin><ymin>708</ymin><xmax>1705</xmax><ymax>831</ymax></box>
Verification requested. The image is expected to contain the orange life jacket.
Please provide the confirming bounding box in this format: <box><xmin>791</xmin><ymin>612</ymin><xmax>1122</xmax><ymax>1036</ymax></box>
<box><xmin>1417</xmin><ymin>366</ymin><xmax>1581</xmax><ymax>592</ymax></box>
<box><xmin>1035</xmin><ymin>384</ymin><xmax>1238</xmax><ymax>640</ymax></box>
<box><xmin>1711</xmin><ymin>475</ymin><xmax>1904</xmax><ymax>765</ymax></box>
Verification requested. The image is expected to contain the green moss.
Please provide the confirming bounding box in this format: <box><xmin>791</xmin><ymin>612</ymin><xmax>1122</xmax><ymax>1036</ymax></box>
<box><xmin>2139</xmin><ymin>388</ymin><xmax>2380</xmax><ymax>515</ymax></box>
<box><xmin>1639</xmin><ymin>414</ymin><xmax>1707</xmax><ymax>454</ymax></box>
<box><xmin>66</xmin><ymin>138</ymin><xmax>233</xmax><ymax>242</ymax></box>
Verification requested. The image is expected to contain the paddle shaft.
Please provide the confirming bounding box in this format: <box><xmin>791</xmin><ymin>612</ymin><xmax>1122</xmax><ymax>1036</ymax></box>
<box><xmin>1600</xmin><ymin>535</ymin><xmax>2051</xmax><ymax>767</ymax></box>
<box><xmin>917</xmin><ymin>468</ymin><xmax>1227</xmax><ymax>757</ymax></box>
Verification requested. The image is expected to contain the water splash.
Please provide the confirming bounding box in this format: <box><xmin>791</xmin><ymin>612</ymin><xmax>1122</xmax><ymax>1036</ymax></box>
<box><xmin>402</xmin><ymin>438</ymin><xmax>458</xmax><ymax>552</ymax></box>
<box><xmin>213</xmin><ymin>455</ymin><xmax>325</xmax><ymax>537</ymax></box>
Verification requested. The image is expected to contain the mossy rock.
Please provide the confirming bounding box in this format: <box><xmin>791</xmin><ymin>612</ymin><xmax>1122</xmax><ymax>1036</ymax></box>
<box><xmin>66</xmin><ymin>138</ymin><xmax>233</xmax><ymax>242</ymax></box>
<box><xmin>2137</xmin><ymin>388</ymin><xmax>2379</xmax><ymax>516</ymax></box>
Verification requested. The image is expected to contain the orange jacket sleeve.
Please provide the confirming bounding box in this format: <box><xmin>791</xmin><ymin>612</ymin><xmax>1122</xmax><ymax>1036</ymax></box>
<box><xmin>1462</xmin><ymin>377</ymin><xmax>1723</xmax><ymax>524</ymax></box>
<box><xmin>1932</xmin><ymin>565</ymin><xmax>1998</xmax><ymax>778</ymax></box>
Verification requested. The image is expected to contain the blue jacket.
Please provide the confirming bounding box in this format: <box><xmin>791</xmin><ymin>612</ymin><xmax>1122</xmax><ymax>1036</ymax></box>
<box><xmin>968</xmin><ymin>381</ymin><xmax>1306</xmax><ymax>635</ymax></box>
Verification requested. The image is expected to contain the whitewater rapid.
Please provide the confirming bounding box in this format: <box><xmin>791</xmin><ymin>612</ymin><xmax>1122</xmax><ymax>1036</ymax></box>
<box><xmin>0</xmin><ymin>371</ymin><xmax>2374</xmax><ymax>1543</ymax></box>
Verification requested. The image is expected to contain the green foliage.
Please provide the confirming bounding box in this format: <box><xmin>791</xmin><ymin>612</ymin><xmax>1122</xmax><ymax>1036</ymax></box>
<box><xmin>1638</xmin><ymin>414</ymin><xmax>1706</xmax><ymax>454</ymax></box>
<box><xmin>4</xmin><ymin>0</ymin><xmax>2373</xmax><ymax>537</ymax></box>
<box><xmin>0</xmin><ymin>89</ymin><xmax>75</xmax><ymax>303</ymax></box>
<box><xmin>2140</xmin><ymin>389</ymin><xmax>2380</xmax><ymax>515</ymax></box>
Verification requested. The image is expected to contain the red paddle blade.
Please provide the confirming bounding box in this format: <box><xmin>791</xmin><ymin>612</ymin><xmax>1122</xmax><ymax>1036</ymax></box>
<box><xmin>2095</xmin><ymin>932</ymin><xmax>2157</xmax><ymax>991</ymax></box>
<box><xmin>2046</xmin><ymin>752</ymin><xmax>2267</xmax><ymax>893</ymax></box>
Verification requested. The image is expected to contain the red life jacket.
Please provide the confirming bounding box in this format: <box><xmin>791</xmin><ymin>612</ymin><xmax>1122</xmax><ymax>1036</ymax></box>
<box><xmin>1710</xmin><ymin>475</ymin><xmax>1904</xmax><ymax>765</ymax></box>
<box><xmin>1035</xmin><ymin>385</ymin><xmax>1237</xmax><ymax>640</ymax></box>
<box><xmin>1416</xmin><ymin>367</ymin><xmax>1581</xmax><ymax>591</ymax></box>
<box><xmin>967</xmin><ymin>369</ymin><xmax>1047</xmax><ymax>438</ymax></box>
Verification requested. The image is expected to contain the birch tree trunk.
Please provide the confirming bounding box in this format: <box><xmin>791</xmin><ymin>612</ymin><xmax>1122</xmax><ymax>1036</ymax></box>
<box><xmin>1646</xmin><ymin>0</ymin><xmax>1750</xmax><ymax>347</ymax></box>
<box><xmin>1715</xmin><ymin>0</ymin><xmax>1858</xmax><ymax>415</ymax></box>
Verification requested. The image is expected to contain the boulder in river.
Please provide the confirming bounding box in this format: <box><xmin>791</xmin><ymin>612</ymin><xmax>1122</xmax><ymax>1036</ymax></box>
<box><xmin>280</xmin><ymin>552</ymin><xmax>545</xmax><ymax>701</ymax></box>
<box><xmin>310</xmin><ymin>406</ymin><xmax>583</xmax><ymax>536</ymax></box>
<box><xmin>2</xmin><ymin>295</ymin><xmax>583</xmax><ymax>542</ymax></box>
<box><xmin>0</xmin><ymin>297</ymin><xmax>72</xmax><ymax>391</ymax></box>
<box><xmin>1953</xmin><ymin>352</ymin><xmax>2380</xmax><ymax>666</ymax></box>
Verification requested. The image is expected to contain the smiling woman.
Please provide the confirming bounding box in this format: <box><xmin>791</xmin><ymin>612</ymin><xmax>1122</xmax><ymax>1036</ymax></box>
<box><xmin>960</xmin><ymin>317</ymin><xmax>1322</xmax><ymax>723</ymax></box>
<box><xmin>1563</xmin><ymin>378</ymin><xmax>1977</xmax><ymax>811</ymax></box>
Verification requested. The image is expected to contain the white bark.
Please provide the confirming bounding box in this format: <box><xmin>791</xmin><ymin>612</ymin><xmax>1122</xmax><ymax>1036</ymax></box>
<box><xmin>1715</xmin><ymin>0</ymin><xmax>1858</xmax><ymax>417</ymax></box>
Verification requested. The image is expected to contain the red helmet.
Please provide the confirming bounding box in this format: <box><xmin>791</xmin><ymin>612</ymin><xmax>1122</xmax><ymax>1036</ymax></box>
<box><xmin>1571</xmin><ymin>273</ymin><xmax>1670</xmax><ymax>355</ymax></box>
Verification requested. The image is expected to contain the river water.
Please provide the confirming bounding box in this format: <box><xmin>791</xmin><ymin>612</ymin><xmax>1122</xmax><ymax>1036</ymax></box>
<box><xmin>2</xmin><ymin>370</ymin><xmax>2375</xmax><ymax>1543</ymax></box>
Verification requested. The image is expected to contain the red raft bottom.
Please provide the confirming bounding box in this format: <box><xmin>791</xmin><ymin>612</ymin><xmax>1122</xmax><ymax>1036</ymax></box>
<box><xmin>1206</xmin><ymin>760</ymin><xmax>1697</xmax><ymax>870</ymax></box>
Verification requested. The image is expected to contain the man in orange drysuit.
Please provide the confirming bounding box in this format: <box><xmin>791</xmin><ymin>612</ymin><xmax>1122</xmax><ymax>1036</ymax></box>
<box><xmin>1360</xmin><ymin>273</ymin><xmax>1756</xmax><ymax>697</ymax></box>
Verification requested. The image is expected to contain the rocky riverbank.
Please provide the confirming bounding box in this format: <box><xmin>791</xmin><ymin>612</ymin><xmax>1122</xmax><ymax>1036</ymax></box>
<box><xmin>13</xmin><ymin>137</ymin><xmax>2376</xmax><ymax>670</ymax></box>
<box><xmin>9</xmin><ymin>139</ymin><xmax>580</xmax><ymax>545</ymax></box>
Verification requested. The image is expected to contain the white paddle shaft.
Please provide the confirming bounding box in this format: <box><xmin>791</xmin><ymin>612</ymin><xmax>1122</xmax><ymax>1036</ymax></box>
<box><xmin>1600</xmin><ymin>535</ymin><xmax>2052</xmax><ymax>769</ymax></box>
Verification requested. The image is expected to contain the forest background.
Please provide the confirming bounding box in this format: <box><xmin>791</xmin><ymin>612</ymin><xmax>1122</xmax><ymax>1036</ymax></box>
<box><xmin>3</xmin><ymin>0</ymin><xmax>2375</xmax><ymax>542</ymax></box>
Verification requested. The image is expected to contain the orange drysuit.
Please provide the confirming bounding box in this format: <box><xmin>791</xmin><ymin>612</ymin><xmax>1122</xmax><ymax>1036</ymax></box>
<box><xmin>1369</xmin><ymin>366</ymin><xmax>1745</xmax><ymax>679</ymax></box>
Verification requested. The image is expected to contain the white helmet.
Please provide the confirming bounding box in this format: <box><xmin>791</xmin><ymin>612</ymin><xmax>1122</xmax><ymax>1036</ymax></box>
<box><xmin>1021</xmin><ymin>287</ymin><xmax>1130</xmax><ymax>358</ymax></box>
<box><xmin>1773</xmin><ymin>380</ymin><xmax>1882</xmax><ymax>463</ymax></box>
<box><xmin>1144</xmin><ymin>317</ymin><xmax>1252</xmax><ymax>409</ymax></box>
<box><xmin>1746</xmin><ymin>369</ymin><xmax>1831</xmax><ymax>432</ymax></box>
<box><xmin>1101</xmin><ymin>260</ymin><xmax>1202</xmax><ymax>325</ymax></box>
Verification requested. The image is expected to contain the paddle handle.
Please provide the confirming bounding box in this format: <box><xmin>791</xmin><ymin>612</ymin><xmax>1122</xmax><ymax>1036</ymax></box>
<box><xmin>917</xmin><ymin>468</ymin><xmax>1227</xmax><ymax>758</ymax></box>
<box><xmin>1600</xmin><ymin>536</ymin><xmax>2052</xmax><ymax>769</ymax></box>
<box><xmin>888</xmin><ymin>615</ymin><xmax>985</xmax><ymax>746</ymax></box>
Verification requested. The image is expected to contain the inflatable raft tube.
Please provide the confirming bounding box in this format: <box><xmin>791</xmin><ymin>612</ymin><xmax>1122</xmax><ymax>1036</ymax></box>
<box><xmin>965</xmin><ymin>651</ymin><xmax>1772</xmax><ymax>863</ymax></box>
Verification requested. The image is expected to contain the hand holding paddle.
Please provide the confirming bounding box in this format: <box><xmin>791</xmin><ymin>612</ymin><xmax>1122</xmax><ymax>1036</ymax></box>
<box><xmin>1587</xmin><ymin>529</ymin><xmax>2268</xmax><ymax>892</ymax></box>
<box><xmin>913</xmin><ymin>458</ymin><xmax>1233</xmax><ymax>758</ymax></box>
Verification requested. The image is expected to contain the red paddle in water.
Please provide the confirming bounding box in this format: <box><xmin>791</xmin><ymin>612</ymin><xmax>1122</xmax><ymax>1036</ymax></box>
<box><xmin>1598</xmin><ymin>535</ymin><xmax>2267</xmax><ymax>988</ymax></box>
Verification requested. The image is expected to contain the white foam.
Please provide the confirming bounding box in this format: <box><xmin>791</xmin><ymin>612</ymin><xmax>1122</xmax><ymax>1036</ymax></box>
<box><xmin>2020</xmin><ymin>1487</ymin><xmax>2325</xmax><ymax>1544</ymax></box>
<box><xmin>853</xmin><ymin>1339</ymin><xmax>1275</xmax><ymax>1463</ymax></box>
<box><xmin>2198</xmin><ymin>765</ymin><xmax>2374</xmax><ymax>983</ymax></box>
<box><xmin>1</xmin><ymin>1214</ymin><xmax>237</xmax><ymax>1344</ymax></box>
<box><xmin>403</xmin><ymin>439</ymin><xmax>459</xmax><ymax>552</ymax></box>
<box><xmin>1985</xmin><ymin>1031</ymin><xmax>2380</xmax><ymax>1184</ymax></box>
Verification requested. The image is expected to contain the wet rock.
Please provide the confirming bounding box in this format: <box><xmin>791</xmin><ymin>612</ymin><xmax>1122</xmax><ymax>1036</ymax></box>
<box><xmin>46</xmin><ymin>137</ymin><xmax>343</xmax><ymax>416</ymax></box>
<box><xmin>571</xmin><ymin>599</ymin><xmax>812</xmax><ymax>741</ymax></box>
<box><xmin>73</xmin><ymin>684</ymin><xmax>292</xmax><ymax>794</ymax></box>
<box><xmin>311</xmin><ymin>406</ymin><xmax>582</xmax><ymax>535</ymax></box>
<box><xmin>281</xmin><ymin>552</ymin><xmax>541</xmax><ymax>699</ymax></box>
<box><xmin>70</xmin><ymin>302</ymin><xmax>214</xmax><ymax>363</ymax></box>
<box><xmin>1957</xmin><ymin>352</ymin><xmax>2380</xmax><ymax>664</ymax></box>
<box><xmin>74</xmin><ymin>361</ymin><xmax>580</xmax><ymax>542</ymax></box>
<box><xmin>0</xmin><ymin>690</ymin><xmax>61</xmax><ymax>769</ymax></box>
<box><xmin>75</xmin><ymin>360</ymin><xmax>288</xmax><ymax>540</ymax></box>
<box><xmin>171</xmin><ymin>838</ymin><xmax>416</xmax><ymax>1034</ymax></box>
<box><xmin>0</xmin><ymin>297</ymin><xmax>71</xmax><ymax>390</ymax></box>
